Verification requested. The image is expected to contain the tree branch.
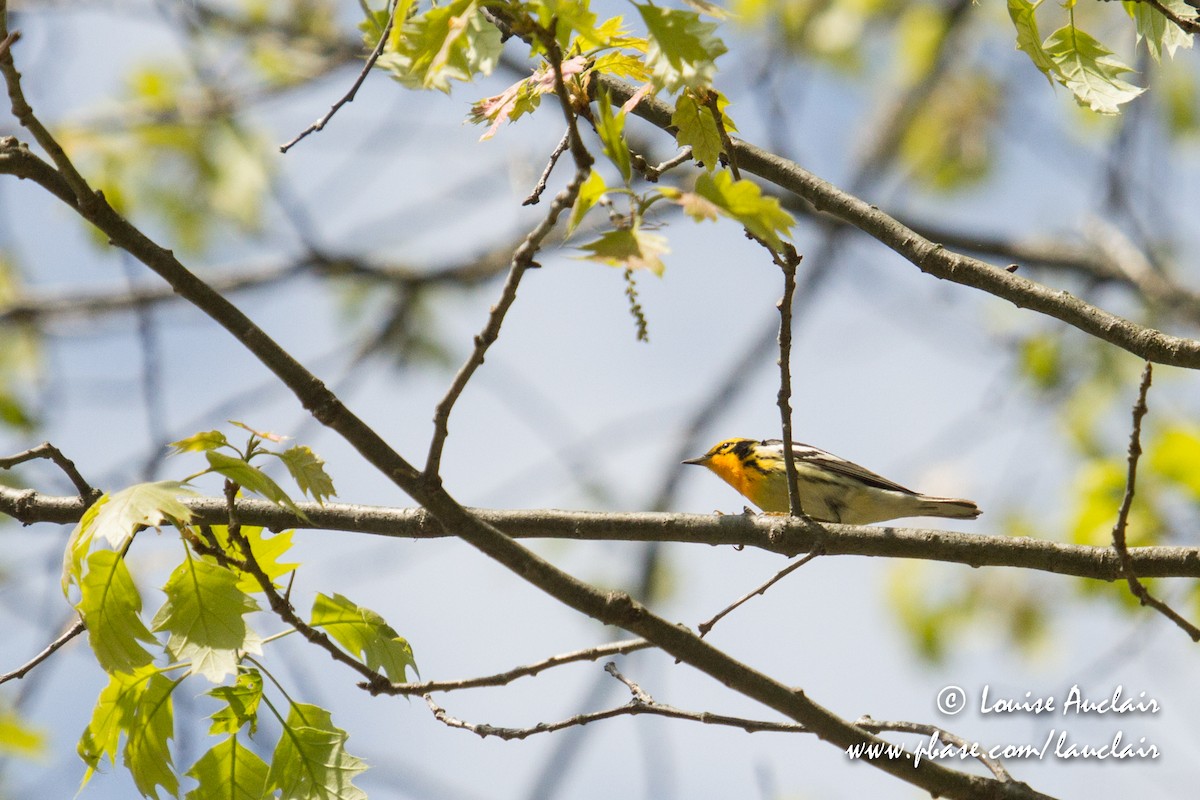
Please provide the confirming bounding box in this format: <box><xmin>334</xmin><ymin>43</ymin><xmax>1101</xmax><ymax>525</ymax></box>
<box><xmin>0</xmin><ymin>619</ymin><xmax>85</xmax><ymax>686</ymax></box>
<box><xmin>371</xmin><ymin>638</ymin><xmax>652</xmax><ymax>696</ymax></box>
<box><xmin>8</xmin><ymin>486</ymin><xmax>1200</xmax><ymax>581</ymax></box>
<box><xmin>596</xmin><ymin>74</ymin><xmax>1200</xmax><ymax>369</ymax></box>
<box><xmin>1111</xmin><ymin>363</ymin><xmax>1200</xmax><ymax>640</ymax></box>
<box><xmin>278</xmin><ymin>0</ymin><xmax>401</xmax><ymax>152</ymax></box>
<box><xmin>0</xmin><ymin>441</ymin><xmax>98</xmax><ymax>501</ymax></box>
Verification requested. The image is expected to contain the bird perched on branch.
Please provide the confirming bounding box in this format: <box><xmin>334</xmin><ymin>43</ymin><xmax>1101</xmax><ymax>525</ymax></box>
<box><xmin>683</xmin><ymin>438</ymin><xmax>981</xmax><ymax>525</ymax></box>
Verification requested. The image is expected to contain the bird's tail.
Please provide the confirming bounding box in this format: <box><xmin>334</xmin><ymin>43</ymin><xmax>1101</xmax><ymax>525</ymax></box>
<box><xmin>914</xmin><ymin>495</ymin><xmax>982</xmax><ymax>520</ymax></box>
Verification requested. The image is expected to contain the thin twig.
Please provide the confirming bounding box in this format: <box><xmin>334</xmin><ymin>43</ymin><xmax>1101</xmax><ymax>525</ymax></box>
<box><xmin>523</xmin><ymin>128</ymin><xmax>571</xmax><ymax>205</ymax></box>
<box><xmin>423</xmin><ymin>663</ymin><xmax>808</xmax><ymax>741</ymax></box>
<box><xmin>1111</xmin><ymin>363</ymin><xmax>1200</xmax><ymax>641</ymax></box>
<box><xmin>855</xmin><ymin>716</ymin><xmax>1014</xmax><ymax>783</ymax></box>
<box><xmin>698</xmin><ymin>550</ymin><xmax>822</xmax><ymax>637</ymax></box>
<box><xmin>774</xmin><ymin>245</ymin><xmax>804</xmax><ymax>517</ymax></box>
<box><xmin>633</xmin><ymin>146</ymin><xmax>693</xmax><ymax>182</ymax></box>
<box><xmin>0</xmin><ymin>619</ymin><xmax>85</xmax><ymax>685</ymax></box>
<box><xmin>278</xmin><ymin>0</ymin><xmax>401</xmax><ymax>153</ymax></box>
<box><xmin>424</xmin><ymin>23</ymin><xmax>593</xmax><ymax>478</ymax></box>
<box><xmin>0</xmin><ymin>442</ymin><xmax>98</xmax><ymax>501</ymax></box>
<box><xmin>368</xmin><ymin>638</ymin><xmax>652</xmax><ymax>695</ymax></box>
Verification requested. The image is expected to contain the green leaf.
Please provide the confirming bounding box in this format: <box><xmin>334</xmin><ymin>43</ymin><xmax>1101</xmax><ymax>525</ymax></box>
<box><xmin>311</xmin><ymin>593</ymin><xmax>417</xmax><ymax>682</ymax></box>
<box><xmin>692</xmin><ymin>171</ymin><xmax>794</xmax><ymax>250</ymax></box>
<box><xmin>1043</xmin><ymin>25</ymin><xmax>1145</xmax><ymax>114</ymax></box>
<box><xmin>201</xmin><ymin>525</ymin><xmax>299</xmax><ymax>594</ymax></box>
<box><xmin>185</xmin><ymin>736</ymin><xmax>270</xmax><ymax>800</ymax></box>
<box><xmin>671</xmin><ymin>90</ymin><xmax>723</xmax><ymax>169</ymax></box>
<box><xmin>124</xmin><ymin>672</ymin><xmax>179</xmax><ymax>799</ymax></box>
<box><xmin>1125</xmin><ymin>0</ymin><xmax>1195</xmax><ymax>62</ymax></box>
<box><xmin>595</xmin><ymin>90</ymin><xmax>632</xmax><ymax>183</ymax></box>
<box><xmin>637</xmin><ymin>3</ymin><xmax>727</xmax><ymax>93</ymax></box>
<box><xmin>1018</xmin><ymin>333</ymin><xmax>1064</xmax><ymax>391</ymax></box>
<box><xmin>577</xmin><ymin>228</ymin><xmax>670</xmax><ymax>275</ymax></box>
<box><xmin>567</xmin><ymin>169</ymin><xmax>609</xmax><ymax>237</ymax></box>
<box><xmin>207</xmin><ymin>670</ymin><xmax>264</xmax><ymax>736</ymax></box>
<box><xmin>90</xmin><ymin>481</ymin><xmax>197</xmax><ymax>550</ymax></box>
<box><xmin>168</xmin><ymin>430</ymin><xmax>229</xmax><ymax>455</ymax></box>
<box><xmin>1007</xmin><ymin>0</ymin><xmax>1058</xmax><ymax>84</ymax></box>
<box><xmin>592</xmin><ymin>51</ymin><xmax>652</xmax><ymax>82</ymax></box>
<box><xmin>79</xmin><ymin>665</ymin><xmax>157</xmax><ymax>785</ymax></box>
<box><xmin>0</xmin><ymin>706</ymin><xmax>46</xmax><ymax>758</ymax></box>
<box><xmin>78</xmin><ymin>668</ymin><xmax>179</xmax><ymax>799</ymax></box>
<box><xmin>63</xmin><ymin>482</ymin><xmax>197</xmax><ymax>594</ymax></box>
<box><xmin>378</xmin><ymin>0</ymin><xmax>502</xmax><ymax>93</ymax></box>
<box><xmin>268</xmin><ymin>703</ymin><xmax>367</xmax><ymax>800</ymax></box>
<box><xmin>275</xmin><ymin>445</ymin><xmax>337</xmax><ymax>504</ymax></box>
<box><xmin>78</xmin><ymin>550</ymin><xmax>158</xmax><ymax>675</ymax></box>
<box><xmin>206</xmin><ymin>450</ymin><xmax>306</xmax><ymax>519</ymax></box>
<box><xmin>150</xmin><ymin>556</ymin><xmax>262</xmax><ymax>682</ymax></box>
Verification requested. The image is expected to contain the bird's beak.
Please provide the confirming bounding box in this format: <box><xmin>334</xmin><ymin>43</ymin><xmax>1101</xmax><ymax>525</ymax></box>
<box><xmin>681</xmin><ymin>455</ymin><xmax>708</xmax><ymax>466</ymax></box>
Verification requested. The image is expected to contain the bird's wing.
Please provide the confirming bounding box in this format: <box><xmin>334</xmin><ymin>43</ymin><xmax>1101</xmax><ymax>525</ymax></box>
<box><xmin>759</xmin><ymin>439</ymin><xmax>918</xmax><ymax>495</ymax></box>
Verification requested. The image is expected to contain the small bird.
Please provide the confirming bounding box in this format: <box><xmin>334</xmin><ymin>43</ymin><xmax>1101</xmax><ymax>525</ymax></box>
<box><xmin>683</xmin><ymin>437</ymin><xmax>981</xmax><ymax>524</ymax></box>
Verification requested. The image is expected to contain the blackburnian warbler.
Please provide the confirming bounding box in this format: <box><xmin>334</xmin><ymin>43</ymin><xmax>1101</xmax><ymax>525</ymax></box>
<box><xmin>683</xmin><ymin>438</ymin><xmax>981</xmax><ymax>524</ymax></box>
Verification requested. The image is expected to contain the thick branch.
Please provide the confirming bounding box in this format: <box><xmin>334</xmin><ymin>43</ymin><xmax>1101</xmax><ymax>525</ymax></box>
<box><xmin>6</xmin><ymin>487</ymin><xmax>1200</xmax><ymax>581</ymax></box>
<box><xmin>598</xmin><ymin>75</ymin><xmax>1200</xmax><ymax>369</ymax></box>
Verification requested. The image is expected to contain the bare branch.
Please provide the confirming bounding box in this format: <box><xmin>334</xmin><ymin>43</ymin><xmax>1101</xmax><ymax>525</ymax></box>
<box><xmin>855</xmin><ymin>716</ymin><xmax>1014</xmax><ymax>784</ymax></box>
<box><xmin>371</xmin><ymin>638</ymin><xmax>652</xmax><ymax>696</ymax></box>
<box><xmin>699</xmin><ymin>550</ymin><xmax>822</xmax><ymax>638</ymax></box>
<box><xmin>0</xmin><ymin>442</ymin><xmax>98</xmax><ymax>501</ymax></box>
<box><xmin>423</xmin><ymin>663</ymin><xmax>810</xmax><ymax>741</ymax></box>
<box><xmin>773</xmin><ymin>245</ymin><xmax>805</xmax><ymax>517</ymax></box>
<box><xmin>0</xmin><ymin>619</ymin><xmax>85</xmax><ymax>685</ymax></box>
<box><xmin>523</xmin><ymin>128</ymin><xmax>571</xmax><ymax>206</ymax></box>
<box><xmin>424</xmin><ymin>25</ymin><xmax>594</xmax><ymax>478</ymax></box>
<box><xmin>9</xmin><ymin>488</ymin><xmax>1200</xmax><ymax>581</ymax></box>
<box><xmin>278</xmin><ymin>0</ymin><xmax>401</xmax><ymax>153</ymax></box>
<box><xmin>1111</xmin><ymin>364</ymin><xmax>1200</xmax><ymax>640</ymax></box>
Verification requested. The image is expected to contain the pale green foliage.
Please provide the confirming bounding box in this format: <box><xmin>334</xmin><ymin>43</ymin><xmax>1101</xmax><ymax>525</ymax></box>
<box><xmin>637</xmin><ymin>3</ymin><xmax>728</xmax><ymax>93</ymax></box>
<box><xmin>1125</xmin><ymin>0</ymin><xmax>1196</xmax><ymax>62</ymax></box>
<box><xmin>267</xmin><ymin>703</ymin><xmax>368</xmax><ymax>800</ymax></box>
<box><xmin>207</xmin><ymin>671</ymin><xmax>264</xmax><ymax>736</ymax></box>
<box><xmin>595</xmin><ymin>89</ymin><xmax>633</xmax><ymax>183</ymax></box>
<box><xmin>577</xmin><ymin>228</ymin><xmax>670</xmax><ymax>275</ymax></box>
<box><xmin>671</xmin><ymin>90</ymin><xmax>724</xmax><ymax>169</ymax></box>
<box><xmin>60</xmin><ymin>426</ymin><xmax>375</xmax><ymax>798</ymax></box>
<box><xmin>1007</xmin><ymin>0</ymin><xmax>1146</xmax><ymax>114</ymax></box>
<box><xmin>663</xmin><ymin>171</ymin><xmax>795</xmax><ymax>251</ymax></box>
<box><xmin>567</xmin><ymin>169</ymin><xmax>609</xmax><ymax>237</ymax></box>
<box><xmin>373</xmin><ymin>0</ymin><xmax>502</xmax><ymax>92</ymax></box>
<box><xmin>151</xmin><ymin>555</ymin><xmax>263</xmax><ymax>682</ymax></box>
<box><xmin>200</xmin><ymin>525</ymin><xmax>300</xmax><ymax>594</ymax></box>
<box><xmin>276</xmin><ymin>445</ymin><xmax>338</xmax><ymax>505</ymax></box>
<box><xmin>79</xmin><ymin>668</ymin><xmax>180</xmax><ymax>799</ymax></box>
<box><xmin>184</xmin><ymin>736</ymin><xmax>270</xmax><ymax>800</ymax></box>
<box><xmin>1043</xmin><ymin>25</ymin><xmax>1146</xmax><ymax>114</ymax></box>
<box><xmin>78</xmin><ymin>550</ymin><xmax>159</xmax><ymax>674</ymax></box>
<box><xmin>311</xmin><ymin>593</ymin><xmax>418</xmax><ymax>682</ymax></box>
